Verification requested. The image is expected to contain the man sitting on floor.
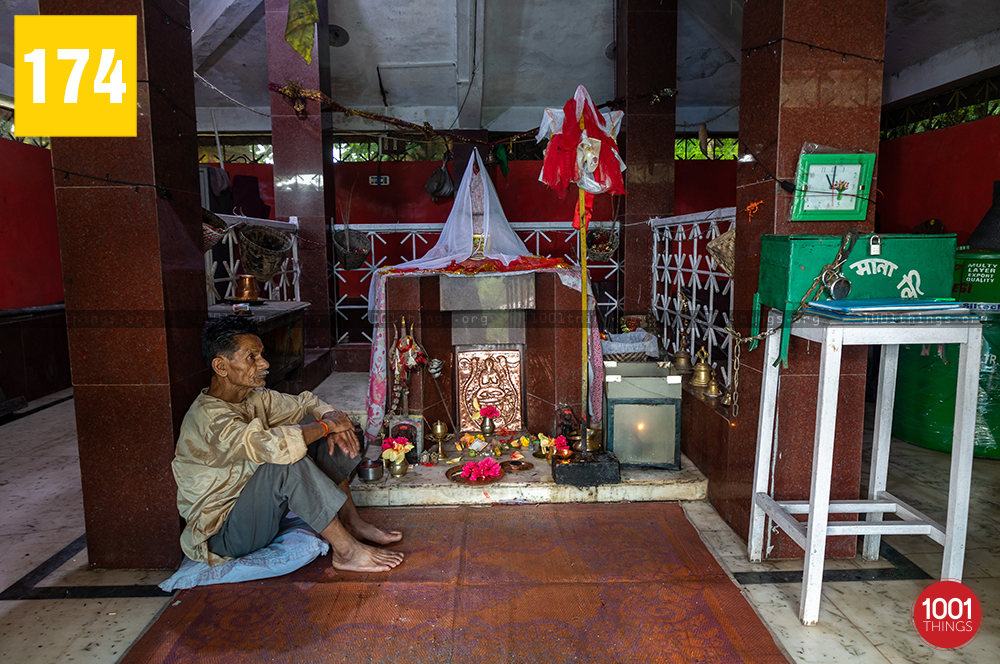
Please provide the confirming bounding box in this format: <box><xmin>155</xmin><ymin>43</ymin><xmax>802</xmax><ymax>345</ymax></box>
<box><xmin>172</xmin><ymin>317</ymin><xmax>403</xmax><ymax>573</ymax></box>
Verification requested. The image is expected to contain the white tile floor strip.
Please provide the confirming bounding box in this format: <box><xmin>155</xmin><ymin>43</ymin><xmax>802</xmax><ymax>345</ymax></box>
<box><xmin>1</xmin><ymin>374</ymin><xmax>998</xmax><ymax>663</ymax></box>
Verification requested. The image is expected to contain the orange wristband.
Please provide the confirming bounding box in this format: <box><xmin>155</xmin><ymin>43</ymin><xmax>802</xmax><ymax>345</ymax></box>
<box><xmin>319</xmin><ymin>420</ymin><xmax>330</xmax><ymax>437</ymax></box>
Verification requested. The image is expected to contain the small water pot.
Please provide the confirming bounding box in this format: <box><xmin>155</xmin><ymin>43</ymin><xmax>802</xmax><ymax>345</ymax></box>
<box><xmin>358</xmin><ymin>459</ymin><xmax>383</xmax><ymax>482</ymax></box>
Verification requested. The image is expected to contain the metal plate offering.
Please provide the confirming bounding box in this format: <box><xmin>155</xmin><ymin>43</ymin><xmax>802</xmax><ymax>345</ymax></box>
<box><xmin>501</xmin><ymin>460</ymin><xmax>534</xmax><ymax>473</ymax></box>
<box><xmin>445</xmin><ymin>465</ymin><xmax>506</xmax><ymax>486</ymax></box>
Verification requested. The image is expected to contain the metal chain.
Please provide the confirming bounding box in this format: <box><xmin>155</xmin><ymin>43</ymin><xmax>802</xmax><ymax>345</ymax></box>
<box><xmin>724</xmin><ymin>229</ymin><xmax>860</xmax><ymax>418</ymax></box>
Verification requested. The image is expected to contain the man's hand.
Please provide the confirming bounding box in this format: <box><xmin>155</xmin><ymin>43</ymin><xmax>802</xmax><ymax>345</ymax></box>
<box><xmin>318</xmin><ymin>410</ymin><xmax>359</xmax><ymax>457</ymax></box>
<box><xmin>327</xmin><ymin>428</ymin><xmax>360</xmax><ymax>458</ymax></box>
<box><xmin>320</xmin><ymin>410</ymin><xmax>354</xmax><ymax>433</ymax></box>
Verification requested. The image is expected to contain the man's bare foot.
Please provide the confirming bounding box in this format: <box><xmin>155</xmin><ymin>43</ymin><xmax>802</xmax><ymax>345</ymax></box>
<box><xmin>330</xmin><ymin>540</ymin><xmax>404</xmax><ymax>573</ymax></box>
<box><xmin>344</xmin><ymin>515</ymin><xmax>403</xmax><ymax>546</ymax></box>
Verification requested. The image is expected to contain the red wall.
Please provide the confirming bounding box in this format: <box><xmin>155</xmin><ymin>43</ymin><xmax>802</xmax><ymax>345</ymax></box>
<box><xmin>218</xmin><ymin>158</ymin><xmax>736</xmax><ymax>227</ymax></box>
<box><xmin>674</xmin><ymin>160</ymin><xmax>737</xmax><ymax>215</ymax></box>
<box><xmin>0</xmin><ymin>140</ymin><xmax>63</xmax><ymax>310</ymax></box>
<box><xmin>330</xmin><ymin>159</ymin><xmax>615</xmax><ymax>226</ymax></box>
<box><xmin>222</xmin><ymin>162</ymin><xmax>277</xmax><ymax>220</ymax></box>
<box><xmin>878</xmin><ymin>114</ymin><xmax>1000</xmax><ymax>245</ymax></box>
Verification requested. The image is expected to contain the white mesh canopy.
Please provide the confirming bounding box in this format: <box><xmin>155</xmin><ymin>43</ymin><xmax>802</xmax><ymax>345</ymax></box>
<box><xmin>367</xmin><ymin>149</ymin><xmax>529</xmax><ymax>320</ymax></box>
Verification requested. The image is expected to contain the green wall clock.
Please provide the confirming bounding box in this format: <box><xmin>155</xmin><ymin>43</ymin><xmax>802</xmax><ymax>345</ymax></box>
<box><xmin>790</xmin><ymin>152</ymin><xmax>875</xmax><ymax>221</ymax></box>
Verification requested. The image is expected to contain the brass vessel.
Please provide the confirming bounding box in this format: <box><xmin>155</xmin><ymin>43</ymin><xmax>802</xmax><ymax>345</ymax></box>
<box><xmin>430</xmin><ymin>420</ymin><xmax>449</xmax><ymax>441</ymax></box>
<box><xmin>689</xmin><ymin>347</ymin><xmax>712</xmax><ymax>388</ymax></box>
<box><xmin>234</xmin><ymin>274</ymin><xmax>259</xmax><ymax>302</ymax></box>
<box><xmin>569</xmin><ymin>427</ymin><xmax>601</xmax><ymax>453</ymax></box>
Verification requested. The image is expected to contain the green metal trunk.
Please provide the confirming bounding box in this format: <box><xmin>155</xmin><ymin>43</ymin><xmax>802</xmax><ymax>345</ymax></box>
<box><xmin>755</xmin><ymin>233</ymin><xmax>957</xmax><ymax>365</ymax></box>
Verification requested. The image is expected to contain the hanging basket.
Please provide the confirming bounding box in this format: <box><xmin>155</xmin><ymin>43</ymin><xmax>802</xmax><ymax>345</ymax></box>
<box><xmin>238</xmin><ymin>225</ymin><xmax>293</xmax><ymax>281</ymax></box>
<box><xmin>586</xmin><ymin>229</ymin><xmax>619</xmax><ymax>262</ymax></box>
<box><xmin>333</xmin><ymin>229</ymin><xmax>371</xmax><ymax>270</ymax></box>
<box><xmin>706</xmin><ymin>229</ymin><xmax>735</xmax><ymax>278</ymax></box>
<box><xmin>202</xmin><ymin>208</ymin><xmax>228</xmax><ymax>252</ymax></box>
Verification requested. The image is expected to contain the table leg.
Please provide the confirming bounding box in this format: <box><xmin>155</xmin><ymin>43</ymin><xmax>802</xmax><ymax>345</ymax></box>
<box><xmin>800</xmin><ymin>325</ymin><xmax>843</xmax><ymax>625</ymax></box>
<box><xmin>749</xmin><ymin>310</ymin><xmax>784</xmax><ymax>563</ymax></box>
<box><xmin>942</xmin><ymin>328</ymin><xmax>982</xmax><ymax>580</ymax></box>
<box><xmin>863</xmin><ymin>343</ymin><xmax>899</xmax><ymax>561</ymax></box>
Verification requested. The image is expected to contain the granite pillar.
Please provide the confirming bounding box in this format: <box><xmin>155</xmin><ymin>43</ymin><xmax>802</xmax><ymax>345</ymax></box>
<box><xmin>615</xmin><ymin>0</ymin><xmax>677</xmax><ymax>316</ymax></box>
<box><xmin>715</xmin><ymin>0</ymin><xmax>887</xmax><ymax>558</ymax></box>
<box><xmin>42</xmin><ymin>0</ymin><xmax>205</xmax><ymax>568</ymax></box>
<box><xmin>265</xmin><ymin>0</ymin><xmax>332</xmax><ymax>352</ymax></box>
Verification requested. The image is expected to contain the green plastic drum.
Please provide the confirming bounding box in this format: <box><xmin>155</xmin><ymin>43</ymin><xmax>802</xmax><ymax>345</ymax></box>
<box><xmin>953</xmin><ymin>249</ymin><xmax>1000</xmax><ymax>302</ymax></box>
<box><xmin>892</xmin><ymin>310</ymin><xmax>1000</xmax><ymax>459</ymax></box>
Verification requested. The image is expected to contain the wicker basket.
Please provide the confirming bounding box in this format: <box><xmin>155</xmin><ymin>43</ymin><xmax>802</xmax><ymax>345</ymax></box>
<box><xmin>586</xmin><ymin>230</ymin><xmax>619</xmax><ymax>262</ymax></box>
<box><xmin>238</xmin><ymin>225</ymin><xmax>293</xmax><ymax>281</ymax></box>
<box><xmin>333</xmin><ymin>229</ymin><xmax>371</xmax><ymax>270</ymax></box>
<box><xmin>604</xmin><ymin>352</ymin><xmax>649</xmax><ymax>363</ymax></box>
<box><xmin>202</xmin><ymin>208</ymin><xmax>228</xmax><ymax>252</ymax></box>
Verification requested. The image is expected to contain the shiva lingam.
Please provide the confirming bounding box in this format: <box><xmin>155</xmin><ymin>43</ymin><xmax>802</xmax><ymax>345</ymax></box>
<box><xmin>689</xmin><ymin>347</ymin><xmax>712</xmax><ymax>388</ymax></box>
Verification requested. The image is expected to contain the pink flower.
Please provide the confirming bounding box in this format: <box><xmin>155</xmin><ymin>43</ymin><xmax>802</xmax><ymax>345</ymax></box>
<box><xmin>381</xmin><ymin>437</ymin><xmax>413</xmax><ymax>462</ymax></box>
<box><xmin>553</xmin><ymin>435</ymin><xmax>570</xmax><ymax>451</ymax></box>
<box><xmin>460</xmin><ymin>457</ymin><xmax>502</xmax><ymax>481</ymax></box>
<box><xmin>479</xmin><ymin>405</ymin><xmax>501</xmax><ymax>419</ymax></box>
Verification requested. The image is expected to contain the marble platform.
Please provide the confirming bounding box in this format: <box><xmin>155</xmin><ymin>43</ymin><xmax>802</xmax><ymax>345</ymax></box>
<box><xmin>311</xmin><ymin>372</ymin><xmax>708</xmax><ymax>507</ymax></box>
<box><xmin>351</xmin><ymin>451</ymin><xmax>707</xmax><ymax>507</ymax></box>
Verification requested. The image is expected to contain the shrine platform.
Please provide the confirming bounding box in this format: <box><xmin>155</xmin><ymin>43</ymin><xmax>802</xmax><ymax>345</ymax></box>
<box><xmin>313</xmin><ymin>372</ymin><xmax>708</xmax><ymax>507</ymax></box>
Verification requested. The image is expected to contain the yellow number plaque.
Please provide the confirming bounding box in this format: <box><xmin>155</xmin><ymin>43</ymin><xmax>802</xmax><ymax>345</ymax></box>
<box><xmin>14</xmin><ymin>15</ymin><xmax>137</xmax><ymax>137</ymax></box>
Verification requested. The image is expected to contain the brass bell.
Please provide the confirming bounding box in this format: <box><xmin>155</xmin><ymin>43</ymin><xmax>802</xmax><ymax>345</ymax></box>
<box><xmin>705</xmin><ymin>369</ymin><xmax>724</xmax><ymax>397</ymax></box>
<box><xmin>673</xmin><ymin>331</ymin><xmax>693</xmax><ymax>373</ymax></box>
<box><xmin>234</xmin><ymin>274</ymin><xmax>259</xmax><ymax>302</ymax></box>
<box><xmin>689</xmin><ymin>347</ymin><xmax>711</xmax><ymax>388</ymax></box>
<box><xmin>673</xmin><ymin>349</ymin><xmax>692</xmax><ymax>373</ymax></box>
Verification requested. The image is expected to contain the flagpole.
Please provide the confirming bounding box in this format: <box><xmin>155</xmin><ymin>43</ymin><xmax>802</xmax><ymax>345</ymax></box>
<box><xmin>579</xmin><ymin>114</ymin><xmax>589</xmax><ymax>430</ymax></box>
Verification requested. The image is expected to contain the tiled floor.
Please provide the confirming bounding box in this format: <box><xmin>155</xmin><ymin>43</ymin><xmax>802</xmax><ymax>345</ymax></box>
<box><xmin>1</xmin><ymin>374</ymin><xmax>999</xmax><ymax>662</ymax></box>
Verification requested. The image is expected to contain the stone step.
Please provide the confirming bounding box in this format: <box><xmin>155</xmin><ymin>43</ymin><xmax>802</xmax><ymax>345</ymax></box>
<box><xmin>352</xmin><ymin>454</ymin><xmax>707</xmax><ymax>507</ymax></box>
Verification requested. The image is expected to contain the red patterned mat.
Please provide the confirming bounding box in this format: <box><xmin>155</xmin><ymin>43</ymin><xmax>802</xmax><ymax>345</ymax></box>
<box><xmin>122</xmin><ymin>503</ymin><xmax>788</xmax><ymax>664</ymax></box>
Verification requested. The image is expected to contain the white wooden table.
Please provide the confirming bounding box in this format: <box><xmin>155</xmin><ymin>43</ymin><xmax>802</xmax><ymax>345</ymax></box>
<box><xmin>749</xmin><ymin>309</ymin><xmax>983</xmax><ymax>625</ymax></box>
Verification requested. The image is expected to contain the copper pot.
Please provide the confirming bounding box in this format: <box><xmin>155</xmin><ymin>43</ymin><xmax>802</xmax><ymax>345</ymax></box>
<box><xmin>234</xmin><ymin>274</ymin><xmax>259</xmax><ymax>302</ymax></box>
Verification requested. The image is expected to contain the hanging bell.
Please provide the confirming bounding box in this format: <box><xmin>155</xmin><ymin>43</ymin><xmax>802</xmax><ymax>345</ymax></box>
<box><xmin>690</xmin><ymin>347</ymin><xmax>711</xmax><ymax>388</ymax></box>
<box><xmin>673</xmin><ymin>351</ymin><xmax>692</xmax><ymax>373</ymax></box>
<box><xmin>673</xmin><ymin>330</ymin><xmax>693</xmax><ymax>373</ymax></box>
<box><xmin>705</xmin><ymin>369</ymin><xmax>724</xmax><ymax>397</ymax></box>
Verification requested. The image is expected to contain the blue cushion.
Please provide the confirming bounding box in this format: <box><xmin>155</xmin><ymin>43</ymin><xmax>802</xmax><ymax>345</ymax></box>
<box><xmin>159</xmin><ymin>517</ymin><xmax>328</xmax><ymax>591</ymax></box>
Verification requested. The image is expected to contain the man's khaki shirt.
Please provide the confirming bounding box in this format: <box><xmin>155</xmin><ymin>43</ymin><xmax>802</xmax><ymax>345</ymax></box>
<box><xmin>173</xmin><ymin>388</ymin><xmax>335</xmax><ymax>566</ymax></box>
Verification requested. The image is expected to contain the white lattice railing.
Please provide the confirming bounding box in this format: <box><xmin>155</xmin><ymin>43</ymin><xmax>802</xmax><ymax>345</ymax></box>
<box><xmin>650</xmin><ymin>207</ymin><xmax>736</xmax><ymax>385</ymax></box>
<box><xmin>205</xmin><ymin>215</ymin><xmax>301</xmax><ymax>306</ymax></box>
<box><xmin>328</xmin><ymin>220</ymin><xmax>621</xmax><ymax>344</ymax></box>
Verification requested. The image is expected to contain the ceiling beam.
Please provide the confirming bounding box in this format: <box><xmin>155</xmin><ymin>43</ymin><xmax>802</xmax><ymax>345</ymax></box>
<box><xmin>191</xmin><ymin>0</ymin><xmax>264</xmax><ymax>73</ymax></box>
<box><xmin>883</xmin><ymin>28</ymin><xmax>1000</xmax><ymax>105</ymax></box>
<box><xmin>455</xmin><ymin>0</ymin><xmax>485</xmax><ymax>129</ymax></box>
<box><xmin>678</xmin><ymin>0</ymin><xmax>742</xmax><ymax>63</ymax></box>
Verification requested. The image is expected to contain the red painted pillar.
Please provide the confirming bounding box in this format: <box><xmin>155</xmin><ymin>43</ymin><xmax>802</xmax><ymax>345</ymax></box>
<box><xmin>265</xmin><ymin>0</ymin><xmax>332</xmax><ymax>352</ymax></box>
<box><xmin>42</xmin><ymin>0</ymin><xmax>204</xmax><ymax>568</ymax></box>
<box><xmin>615</xmin><ymin>0</ymin><xmax>677</xmax><ymax>316</ymax></box>
<box><xmin>724</xmin><ymin>0</ymin><xmax>888</xmax><ymax>557</ymax></box>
